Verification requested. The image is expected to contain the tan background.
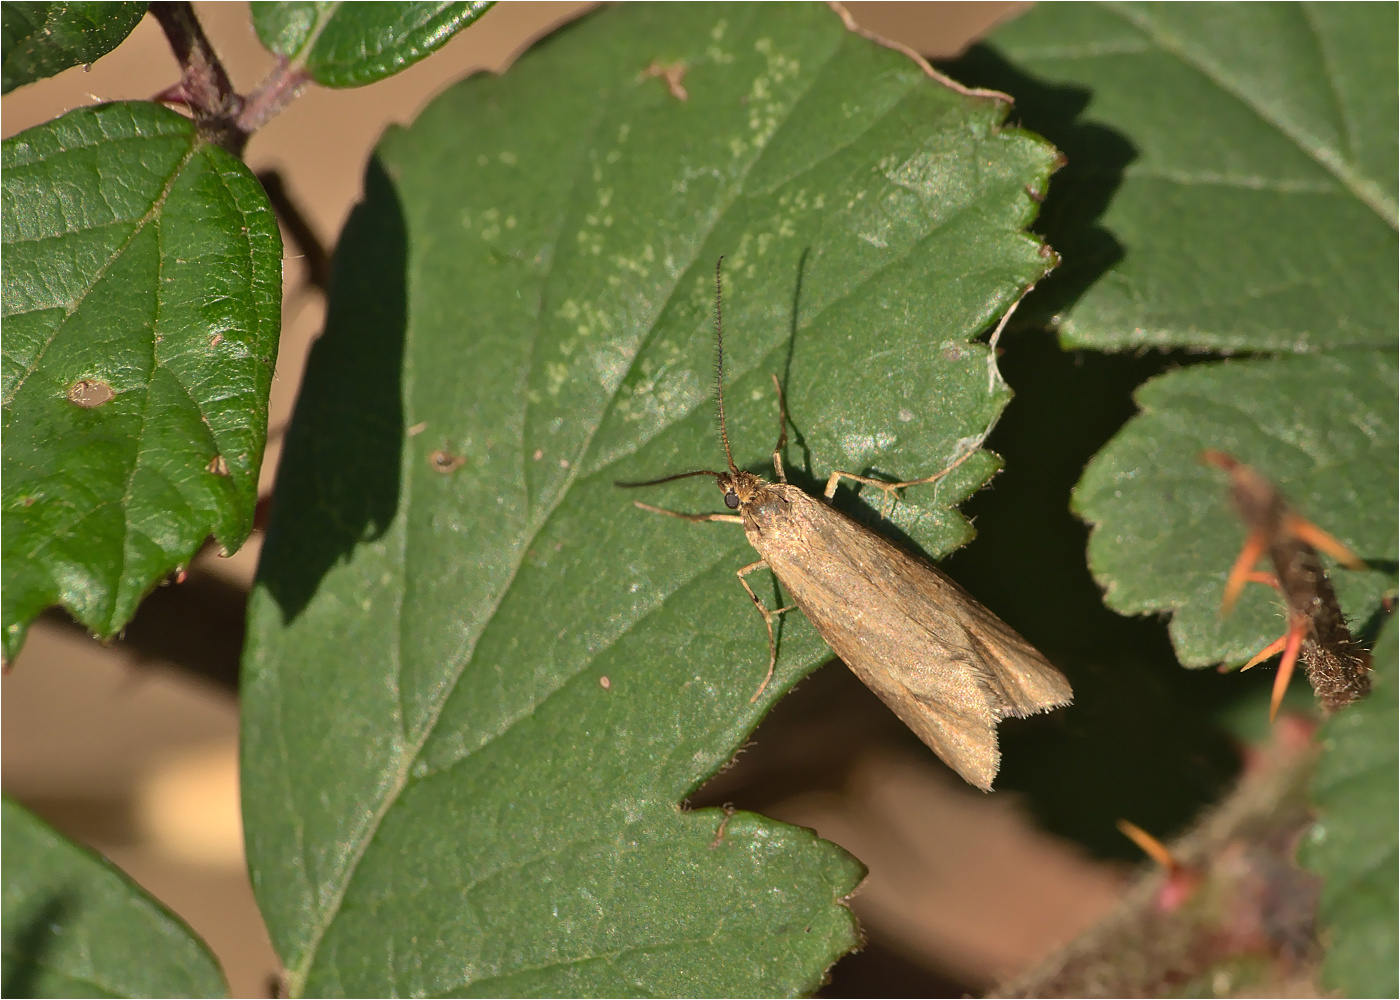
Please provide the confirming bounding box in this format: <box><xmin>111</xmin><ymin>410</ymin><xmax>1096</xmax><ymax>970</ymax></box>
<box><xmin>2</xmin><ymin>5</ymin><xmax>1127</xmax><ymax>996</ymax></box>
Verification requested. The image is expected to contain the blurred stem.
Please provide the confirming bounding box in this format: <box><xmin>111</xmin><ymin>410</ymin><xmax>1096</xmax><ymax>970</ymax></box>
<box><xmin>993</xmin><ymin>723</ymin><xmax>1322</xmax><ymax>998</ymax></box>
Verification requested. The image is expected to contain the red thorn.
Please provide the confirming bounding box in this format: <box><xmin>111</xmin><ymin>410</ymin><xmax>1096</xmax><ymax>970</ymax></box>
<box><xmin>1222</xmin><ymin>529</ymin><xmax>1269</xmax><ymax>615</ymax></box>
<box><xmin>1242</xmin><ymin>635</ymin><xmax>1288</xmax><ymax>671</ymax></box>
<box><xmin>1199</xmin><ymin>449</ymin><xmax>1238</xmax><ymax>472</ymax></box>
<box><xmin>1118</xmin><ymin>819</ymin><xmax>1176</xmax><ymax>870</ymax></box>
<box><xmin>1284</xmin><ymin>513</ymin><xmax>1365</xmax><ymax>569</ymax></box>
<box><xmin>1117</xmin><ymin>819</ymin><xmax>1200</xmax><ymax>911</ymax></box>
<box><xmin>1269</xmin><ymin>618</ymin><xmax>1307</xmax><ymax>722</ymax></box>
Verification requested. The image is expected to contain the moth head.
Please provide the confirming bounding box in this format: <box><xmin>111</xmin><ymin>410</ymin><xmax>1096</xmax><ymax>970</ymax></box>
<box><xmin>715</xmin><ymin>470</ymin><xmax>766</xmax><ymax>510</ymax></box>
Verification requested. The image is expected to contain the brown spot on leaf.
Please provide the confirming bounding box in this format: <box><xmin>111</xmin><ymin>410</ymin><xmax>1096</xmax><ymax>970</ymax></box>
<box><xmin>207</xmin><ymin>455</ymin><xmax>230</xmax><ymax>476</ymax></box>
<box><xmin>407</xmin><ymin>421</ymin><xmax>428</xmax><ymax>437</ymax></box>
<box><xmin>429</xmin><ymin>449</ymin><xmax>466</xmax><ymax>474</ymax></box>
<box><xmin>209</xmin><ymin>332</ymin><xmax>223</xmax><ymax>347</ymax></box>
<box><xmin>599</xmin><ymin>675</ymin><xmax>611</xmax><ymax>690</ymax></box>
<box><xmin>68</xmin><ymin>379</ymin><xmax>114</xmax><ymax>408</ymax></box>
<box><xmin>642</xmin><ymin>60</ymin><xmax>689</xmax><ymax>101</ymax></box>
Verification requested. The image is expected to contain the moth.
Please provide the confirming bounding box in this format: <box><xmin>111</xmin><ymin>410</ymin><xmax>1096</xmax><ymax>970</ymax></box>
<box><xmin>623</xmin><ymin>260</ymin><xmax>1072</xmax><ymax>791</ymax></box>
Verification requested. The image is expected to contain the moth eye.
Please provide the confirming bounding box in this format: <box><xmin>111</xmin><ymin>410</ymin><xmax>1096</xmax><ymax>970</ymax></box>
<box><xmin>724</xmin><ymin>491</ymin><xmax>741</xmax><ymax>509</ymax></box>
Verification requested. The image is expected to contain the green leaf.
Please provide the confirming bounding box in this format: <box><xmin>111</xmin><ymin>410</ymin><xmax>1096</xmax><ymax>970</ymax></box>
<box><xmin>1</xmin><ymin>798</ymin><xmax>226</xmax><ymax>998</ymax></box>
<box><xmin>1299</xmin><ymin>618</ymin><xmax>1398</xmax><ymax>998</ymax></box>
<box><xmin>1</xmin><ymin>102</ymin><xmax>282</xmax><ymax>661</ymax></box>
<box><xmin>1073</xmin><ymin>351</ymin><xmax>1397</xmax><ymax>667</ymax></box>
<box><xmin>1</xmin><ymin>2</ymin><xmax>147</xmax><ymax>95</ymax></box>
<box><xmin>957</xmin><ymin>1</ymin><xmax>1397</xmax><ymax>351</ymax></box>
<box><xmin>250</xmin><ymin>0</ymin><xmax>493</xmax><ymax>88</ymax></box>
<box><xmin>242</xmin><ymin>4</ymin><xmax>1058</xmax><ymax>995</ymax></box>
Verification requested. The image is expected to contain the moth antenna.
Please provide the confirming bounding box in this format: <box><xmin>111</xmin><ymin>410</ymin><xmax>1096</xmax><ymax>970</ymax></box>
<box><xmin>713</xmin><ymin>256</ymin><xmax>738</xmax><ymax>475</ymax></box>
<box><xmin>615</xmin><ymin>469</ymin><xmax>724</xmax><ymax>489</ymax></box>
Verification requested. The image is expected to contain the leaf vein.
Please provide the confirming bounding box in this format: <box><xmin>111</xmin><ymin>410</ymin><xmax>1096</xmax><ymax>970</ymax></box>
<box><xmin>3</xmin><ymin>140</ymin><xmax>200</xmax><ymax>407</ymax></box>
<box><xmin>1104</xmin><ymin>2</ymin><xmax>1398</xmax><ymax>227</ymax></box>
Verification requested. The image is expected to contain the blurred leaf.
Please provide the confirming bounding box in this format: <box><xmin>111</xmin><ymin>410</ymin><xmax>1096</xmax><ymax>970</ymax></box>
<box><xmin>1</xmin><ymin>798</ymin><xmax>226</xmax><ymax>998</ymax></box>
<box><xmin>242</xmin><ymin>4</ymin><xmax>1059</xmax><ymax>995</ymax></box>
<box><xmin>250</xmin><ymin>0</ymin><xmax>493</xmax><ymax>88</ymax></box>
<box><xmin>956</xmin><ymin>1</ymin><xmax>1397</xmax><ymax>351</ymax></box>
<box><xmin>0</xmin><ymin>1</ymin><xmax>147</xmax><ymax>94</ymax></box>
<box><xmin>1</xmin><ymin>102</ymin><xmax>282</xmax><ymax>661</ymax></box>
<box><xmin>1299</xmin><ymin>618</ymin><xmax>1398</xmax><ymax>998</ymax></box>
<box><xmin>1074</xmin><ymin>352</ymin><xmax>1397</xmax><ymax>668</ymax></box>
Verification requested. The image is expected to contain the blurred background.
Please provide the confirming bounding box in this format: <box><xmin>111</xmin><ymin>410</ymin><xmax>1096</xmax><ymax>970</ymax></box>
<box><xmin>2</xmin><ymin>4</ymin><xmax>1208</xmax><ymax>996</ymax></box>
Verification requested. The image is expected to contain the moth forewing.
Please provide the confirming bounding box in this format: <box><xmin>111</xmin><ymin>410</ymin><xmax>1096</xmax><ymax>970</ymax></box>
<box><xmin>621</xmin><ymin>258</ymin><xmax>1071</xmax><ymax>791</ymax></box>
<box><xmin>740</xmin><ymin>482</ymin><xmax>1071</xmax><ymax>790</ymax></box>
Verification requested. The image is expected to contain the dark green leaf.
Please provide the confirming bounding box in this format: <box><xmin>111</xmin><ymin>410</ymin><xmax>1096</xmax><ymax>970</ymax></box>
<box><xmin>1299</xmin><ymin>618</ymin><xmax>1398</xmax><ymax>997</ymax></box>
<box><xmin>1</xmin><ymin>798</ymin><xmax>226</xmax><ymax>998</ymax></box>
<box><xmin>1</xmin><ymin>2</ymin><xmax>147</xmax><ymax>95</ymax></box>
<box><xmin>242</xmin><ymin>4</ymin><xmax>1058</xmax><ymax>995</ymax></box>
<box><xmin>1</xmin><ymin>102</ymin><xmax>282</xmax><ymax>660</ymax></box>
<box><xmin>958</xmin><ymin>1</ymin><xmax>1397</xmax><ymax>351</ymax></box>
<box><xmin>250</xmin><ymin>0</ymin><xmax>493</xmax><ymax>88</ymax></box>
<box><xmin>1073</xmin><ymin>352</ymin><xmax>1397</xmax><ymax>667</ymax></box>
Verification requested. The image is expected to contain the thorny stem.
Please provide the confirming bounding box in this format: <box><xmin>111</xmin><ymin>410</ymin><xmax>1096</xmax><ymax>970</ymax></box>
<box><xmin>994</xmin><ymin>722</ymin><xmax>1325</xmax><ymax>998</ymax></box>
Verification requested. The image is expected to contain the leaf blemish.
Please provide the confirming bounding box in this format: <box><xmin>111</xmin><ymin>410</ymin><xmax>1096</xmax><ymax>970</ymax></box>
<box><xmin>429</xmin><ymin>449</ymin><xmax>466</xmax><ymax>474</ymax></box>
<box><xmin>67</xmin><ymin>379</ymin><xmax>114</xmax><ymax>408</ymax></box>
<box><xmin>641</xmin><ymin>60</ymin><xmax>689</xmax><ymax>101</ymax></box>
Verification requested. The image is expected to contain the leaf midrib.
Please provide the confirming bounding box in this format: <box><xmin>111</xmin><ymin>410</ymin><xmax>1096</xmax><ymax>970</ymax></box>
<box><xmin>1</xmin><ymin>140</ymin><xmax>201</xmax><ymax>408</ymax></box>
<box><xmin>285</xmin><ymin>17</ymin><xmax>907</xmax><ymax>989</ymax></box>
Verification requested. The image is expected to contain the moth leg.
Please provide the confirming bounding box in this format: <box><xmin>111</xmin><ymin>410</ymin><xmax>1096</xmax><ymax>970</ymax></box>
<box><xmin>632</xmin><ymin>501</ymin><xmax>743</xmax><ymax>524</ymax></box>
<box><xmin>769</xmin><ymin>373</ymin><xmax>789</xmax><ymax>483</ymax></box>
<box><xmin>823</xmin><ymin>447</ymin><xmax>979</xmax><ymax>518</ymax></box>
<box><xmin>736</xmin><ymin>560</ymin><xmax>795</xmax><ymax>702</ymax></box>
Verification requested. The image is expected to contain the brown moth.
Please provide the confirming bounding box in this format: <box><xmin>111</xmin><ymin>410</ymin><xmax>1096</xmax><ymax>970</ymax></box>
<box><xmin>623</xmin><ymin>260</ymin><xmax>1072</xmax><ymax>791</ymax></box>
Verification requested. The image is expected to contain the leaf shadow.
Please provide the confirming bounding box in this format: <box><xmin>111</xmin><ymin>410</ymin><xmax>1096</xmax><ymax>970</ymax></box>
<box><xmin>1357</xmin><ymin>599</ymin><xmax>1397</xmax><ymax>650</ymax></box>
<box><xmin>939</xmin><ymin>328</ymin><xmax>1249</xmax><ymax>856</ymax></box>
<box><xmin>777</xmin><ymin>246</ymin><xmax>815</xmax><ymax>478</ymax></box>
<box><xmin>259</xmin><ymin>156</ymin><xmax>408</xmax><ymax>623</ymax></box>
<box><xmin>2</xmin><ymin>890</ymin><xmax>76</xmax><ymax>997</ymax></box>
<box><xmin>936</xmin><ymin>44</ymin><xmax>1138</xmax><ymax>328</ymax></box>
